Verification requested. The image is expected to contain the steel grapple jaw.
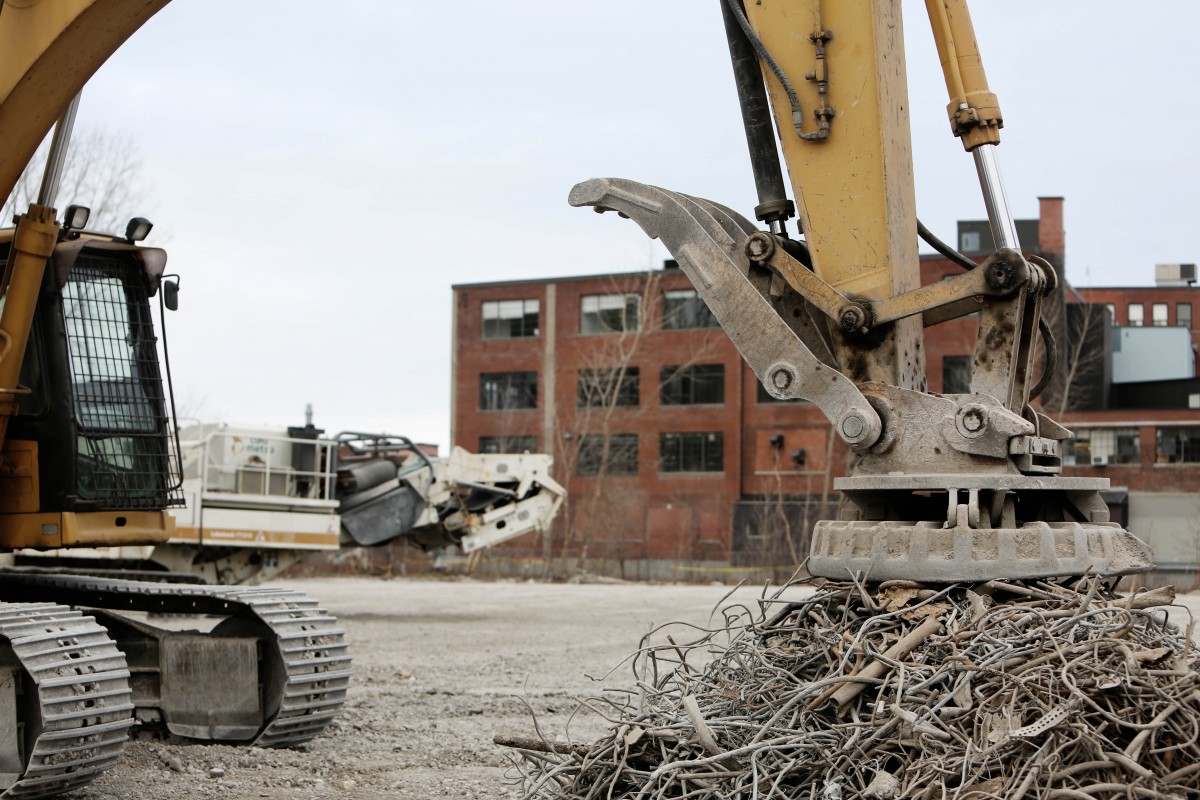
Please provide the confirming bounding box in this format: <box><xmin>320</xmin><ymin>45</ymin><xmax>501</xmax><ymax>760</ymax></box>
<box><xmin>569</xmin><ymin>177</ymin><xmax>882</xmax><ymax>450</ymax></box>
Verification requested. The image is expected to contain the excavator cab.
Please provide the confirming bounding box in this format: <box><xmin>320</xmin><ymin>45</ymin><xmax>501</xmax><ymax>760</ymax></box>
<box><xmin>0</xmin><ymin>224</ymin><xmax>181</xmax><ymax>550</ymax></box>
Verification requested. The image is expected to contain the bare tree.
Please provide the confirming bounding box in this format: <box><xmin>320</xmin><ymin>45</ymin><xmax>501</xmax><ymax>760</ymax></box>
<box><xmin>553</xmin><ymin>272</ymin><xmax>724</xmax><ymax>575</ymax></box>
<box><xmin>732</xmin><ymin>415</ymin><xmax>842</xmax><ymax>580</ymax></box>
<box><xmin>1038</xmin><ymin>295</ymin><xmax>1109</xmax><ymax>414</ymax></box>
<box><xmin>2</xmin><ymin>128</ymin><xmax>150</xmax><ymax>232</ymax></box>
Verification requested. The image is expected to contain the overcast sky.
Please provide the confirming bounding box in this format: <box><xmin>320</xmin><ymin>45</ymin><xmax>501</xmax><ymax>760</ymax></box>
<box><xmin>62</xmin><ymin>1</ymin><xmax>1200</xmax><ymax>449</ymax></box>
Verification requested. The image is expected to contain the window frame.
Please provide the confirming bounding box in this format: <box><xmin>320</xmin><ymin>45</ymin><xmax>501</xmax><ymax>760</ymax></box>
<box><xmin>662</xmin><ymin>288</ymin><xmax>719</xmax><ymax>331</ymax></box>
<box><xmin>1063</xmin><ymin>427</ymin><xmax>1140</xmax><ymax>466</ymax></box>
<box><xmin>660</xmin><ymin>364</ymin><xmax>725</xmax><ymax>406</ymax></box>
<box><xmin>482</xmin><ymin>298</ymin><xmax>539</xmax><ymax>340</ymax></box>
<box><xmin>577</xmin><ymin>367</ymin><xmax>640</xmax><ymax>408</ymax></box>
<box><xmin>575</xmin><ymin>433</ymin><xmax>638</xmax><ymax>476</ymax></box>
<box><xmin>660</xmin><ymin>431</ymin><xmax>724</xmax><ymax>474</ymax></box>
<box><xmin>479</xmin><ymin>435</ymin><xmax>537</xmax><ymax>454</ymax></box>
<box><xmin>1156</xmin><ymin>427</ymin><xmax>1200</xmax><ymax>464</ymax></box>
<box><xmin>478</xmin><ymin>371</ymin><xmax>538</xmax><ymax>411</ymax></box>
<box><xmin>1152</xmin><ymin>302</ymin><xmax>1169</xmax><ymax>327</ymax></box>
<box><xmin>1127</xmin><ymin>303</ymin><xmax>1144</xmax><ymax>327</ymax></box>
<box><xmin>942</xmin><ymin>355</ymin><xmax>972</xmax><ymax>394</ymax></box>
<box><xmin>580</xmin><ymin>293</ymin><xmax>641</xmax><ymax>335</ymax></box>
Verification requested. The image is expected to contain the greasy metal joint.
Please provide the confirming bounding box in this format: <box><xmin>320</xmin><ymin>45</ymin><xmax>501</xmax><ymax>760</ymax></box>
<box><xmin>837</xmin><ymin>303</ymin><xmax>870</xmax><ymax>335</ymax></box>
<box><xmin>839</xmin><ymin>410</ymin><xmax>871</xmax><ymax>445</ymax></box>
<box><xmin>1028</xmin><ymin>253</ymin><xmax>1058</xmax><ymax>296</ymax></box>
<box><xmin>745</xmin><ymin>232</ymin><xmax>776</xmax><ymax>263</ymax></box>
<box><xmin>955</xmin><ymin>403</ymin><xmax>988</xmax><ymax>438</ymax></box>
<box><xmin>985</xmin><ymin>261</ymin><xmax>1013</xmax><ymax>290</ymax></box>
<box><xmin>770</xmin><ymin>366</ymin><xmax>795</xmax><ymax>392</ymax></box>
<box><xmin>980</xmin><ymin>248</ymin><xmax>1028</xmax><ymax>291</ymax></box>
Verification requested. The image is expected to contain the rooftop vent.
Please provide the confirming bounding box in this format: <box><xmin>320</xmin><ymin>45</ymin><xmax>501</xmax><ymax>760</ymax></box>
<box><xmin>1155</xmin><ymin>263</ymin><xmax>1197</xmax><ymax>287</ymax></box>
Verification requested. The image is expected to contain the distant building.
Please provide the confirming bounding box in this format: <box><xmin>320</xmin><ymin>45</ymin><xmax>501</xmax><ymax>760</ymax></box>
<box><xmin>451</xmin><ymin>198</ymin><xmax>1200</xmax><ymax>587</ymax></box>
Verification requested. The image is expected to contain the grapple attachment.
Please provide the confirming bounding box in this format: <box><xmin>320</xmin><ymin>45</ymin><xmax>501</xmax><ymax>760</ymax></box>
<box><xmin>571</xmin><ymin>176</ymin><xmax>1153</xmax><ymax>583</ymax></box>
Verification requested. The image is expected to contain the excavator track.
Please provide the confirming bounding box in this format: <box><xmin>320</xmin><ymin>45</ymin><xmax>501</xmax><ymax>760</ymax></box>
<box><xmin>0</xmin><ymin>602</ymin><xmax>133</xmax><ymax>800</ymax></box>
<box><xmin>0</xmin><ymin>573</ymin><xmax>351</xmax><ymax>749</ymax></box>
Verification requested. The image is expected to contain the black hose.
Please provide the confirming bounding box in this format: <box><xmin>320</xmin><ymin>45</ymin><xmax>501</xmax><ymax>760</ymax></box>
<box><xmin>917</xmin><ymin>218</ymin><xmax>977</xmax><ymax>272</ymax></box>
<box><xmin>720</xmin><ymin>0</ymin><xmax>793</xmax><ymax>228</ymax></box>
<box><xmin>721</xmin><ymin>0</ymin><xmax>810</xmax><ymax>140</ymax></box>
<box><xmin>919</xmin><ymin>219</ymin><xmax>1057</xmax><ymax>402</ymax></box>
<box><xmin>1029</xmin><ymin>315</ymin><xmax>1057</xmax><ymax>401</ymax></box>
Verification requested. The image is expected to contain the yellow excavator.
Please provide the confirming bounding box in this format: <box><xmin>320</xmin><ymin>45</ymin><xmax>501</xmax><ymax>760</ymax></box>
<box><xmin>573</xmin><ymin>0</ymin><xmax>1150</xmax><ymax>585</ymax></box>
<box><xmin>0</xmin><ymin>5</ymin><xmax>354</xmax><ymax>797</ymax></box>
<box><xmin>0</xmin><ymin>0</ymin><xmax>1155</xmax><ymax>797</ymax></box>
<box><xmin>0</xmin><ymin>159</ymin><xmax>353</xmax><ymax>792</ymax></box>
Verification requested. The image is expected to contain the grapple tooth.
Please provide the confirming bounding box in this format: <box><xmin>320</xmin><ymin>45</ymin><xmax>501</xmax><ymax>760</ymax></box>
<box><xmin>810</xmin><ymin>519</ymin><xmax>1154</xmax><ymax>583</ymax></box>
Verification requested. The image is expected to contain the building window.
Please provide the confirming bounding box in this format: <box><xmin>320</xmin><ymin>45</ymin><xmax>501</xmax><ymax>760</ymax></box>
<box><xmin>662</xmin><ymin>289</ymin><xmax>718</xmax><ymax>330</ymax></box>
<box><xmin>1063</xmin><ymin>428</ymin><xmax>1139</xmax><ymax>466</ymax></box>
<box><xmin>1128</xmin><ymin>303</ymin><xmax>1144</xmax><ymax>327</ymax></box>
<box><xmin>959</xmin><ymin>231</ymin><xmax>981</xmax><ymax>253</ymax></box>
<box><xmin>576</xmin><ymin>434</ymin><xmax>638</xmax><ymax>476</ymax></box>
<box><xmin>1178</xmin><ymin>303</ymin><xmax>1192</xmax><ymax>329</ymax></box>
<box><xmin>1105</xmin><ymin>304</ymin><xmax>1116</xmax><ymax>324</ymax></box>
<box><xmin>480</xmin><ymin>435</ymin><xmax>537</xmax><ymax>454</ymax></box>
<box><xmin>660</xmin><ymin>364</ymin><xmax>725</xmax><ymax>405</ymax></box>
<box><xmin>660</xmin><ymin>432</ymin><xmax>723</xmax><ymax>473</ymax></box>
<box><xmin>1156</xmin><ymin>427</ymin><xmax>1200</xmax><ymax>464</ymax></box>
<box><xmin>577</xmin><ymin>367</ymin><xmax>639</xmax><ymax>408</ymax></box>
<box><xmin>1152</xmin><ymin>303</ymin><xmax>1169</xmax><ymax>327</ymax></box>
<box><xmin>580</xmin><ymin>293</ymin><xmax>640</xmax><ymax>334</ymax></box>
<box><xmin>479</xmin><ymin>371</ymin><xmax>537</xmax><ymax>410</ymax></box>
<box><xmin>942</xmin><ymin>355</ymin><xmax>972</xmax><ymax>394</ymax></box>
<box><xmin>482</xmin><ymin>299</ymin><xmax>539</xmax><ymax>339</ymax></box>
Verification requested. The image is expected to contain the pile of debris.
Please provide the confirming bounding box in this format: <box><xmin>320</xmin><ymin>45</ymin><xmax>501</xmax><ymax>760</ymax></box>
<box><xmin>499</xmin><ymin>577</ymin><xmax>1200</xmax><ymax>799</ymax></box>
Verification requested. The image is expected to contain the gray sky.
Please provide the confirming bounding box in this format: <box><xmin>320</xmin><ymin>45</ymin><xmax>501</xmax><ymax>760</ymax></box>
<box><xmin>67</xmin><ymin>1</ymin><xmax>1200</xmax><ymax>449</ymax></box>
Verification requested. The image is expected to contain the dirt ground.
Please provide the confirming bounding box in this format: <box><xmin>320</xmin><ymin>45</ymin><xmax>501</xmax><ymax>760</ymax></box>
<box><xmin>75</xmin><ymin>577</ymin><xmax>1200</xmax><ymax>800</ymax></box>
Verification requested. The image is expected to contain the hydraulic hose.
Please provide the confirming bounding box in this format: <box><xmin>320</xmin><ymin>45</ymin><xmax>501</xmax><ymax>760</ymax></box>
<box><xmin>916</xmin><ymin>219</ymin><xmax>1058</xmax><ymax>402</ymax></box>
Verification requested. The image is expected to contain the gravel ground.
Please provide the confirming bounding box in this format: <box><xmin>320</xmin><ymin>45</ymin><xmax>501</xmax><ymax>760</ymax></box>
<box><xmin>75</xmin><ymin>577</ymin><xmax>776</xmax><ymax>800</ymax></box>
<box><xmin>73</xmin><ymin>577</ymin><xmax>1200</xmax><ymax>800</ymax></box>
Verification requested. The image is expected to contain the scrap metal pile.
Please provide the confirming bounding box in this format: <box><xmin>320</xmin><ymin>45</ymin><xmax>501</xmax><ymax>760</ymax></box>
<box><xmin>500</xmin><ymin>578</ymin><xmax>1200</xmax><ymax>800</ymax></box>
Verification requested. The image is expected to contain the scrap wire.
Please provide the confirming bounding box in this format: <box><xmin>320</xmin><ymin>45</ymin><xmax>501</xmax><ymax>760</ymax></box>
<box><xmin>500</xmin><ymin>577</ymin><xmax>1200</xmax><ymax>800</ymax></box>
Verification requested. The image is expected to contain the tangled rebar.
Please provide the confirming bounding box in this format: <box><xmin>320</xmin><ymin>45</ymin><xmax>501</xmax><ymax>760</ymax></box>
<box><xmin>498</xmin><ymin>577</ymin><xmax>1200</xmax><ymax>800</ymax></box>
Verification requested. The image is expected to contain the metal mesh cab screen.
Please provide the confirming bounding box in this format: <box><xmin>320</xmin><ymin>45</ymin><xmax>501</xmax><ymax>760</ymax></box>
<box><xmin>62</xmin><ymin>255</ymin><xmax>183</xmax><ymax>509</ymax></box>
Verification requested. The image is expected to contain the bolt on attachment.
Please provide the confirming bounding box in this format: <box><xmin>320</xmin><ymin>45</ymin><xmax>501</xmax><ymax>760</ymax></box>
<box><xmin>838</xmin><ymin>304</ymin><xmax>870</xmax><ymax>335</ymax></box>
<box><xmin>745</xmin><ymin>232</ymin><xmax>776</xmax><ymax>262</ymax></box>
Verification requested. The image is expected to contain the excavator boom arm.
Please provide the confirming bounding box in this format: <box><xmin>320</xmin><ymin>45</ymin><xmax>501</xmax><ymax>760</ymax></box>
<box><xmin>0</xmin><ymin>0</ymin><xmax>171</xmax><ymax>204</ymax></box>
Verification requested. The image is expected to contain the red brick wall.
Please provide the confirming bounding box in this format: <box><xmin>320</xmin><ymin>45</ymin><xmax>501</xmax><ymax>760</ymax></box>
<box><xmin>453</xmin><ymin>271</ymin><xmax>746</xmax><ymax>563</ymax></box>
<box><xmin>452</xmin><ymin>204</ymin><xmax>1200</xmax><ymax>570</ymax></box>
<box><xmin>1058</xmin><ymin>410</ymin><xmax>1200</xmax><ymax>492</ymax></box>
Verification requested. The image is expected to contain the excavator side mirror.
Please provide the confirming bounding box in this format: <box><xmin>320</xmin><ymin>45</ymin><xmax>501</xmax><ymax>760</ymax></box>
<box><xmin>163</xmin><ymin>279</ymin><xmax>179</xmax><ymax>311</ymax></box>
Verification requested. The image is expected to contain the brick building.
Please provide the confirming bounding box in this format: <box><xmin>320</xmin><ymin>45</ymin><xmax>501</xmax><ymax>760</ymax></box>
<box><xmin>451</xmin><ymin>198</ymin><xmax>1200</xmax><ymax>585</ymax></box>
